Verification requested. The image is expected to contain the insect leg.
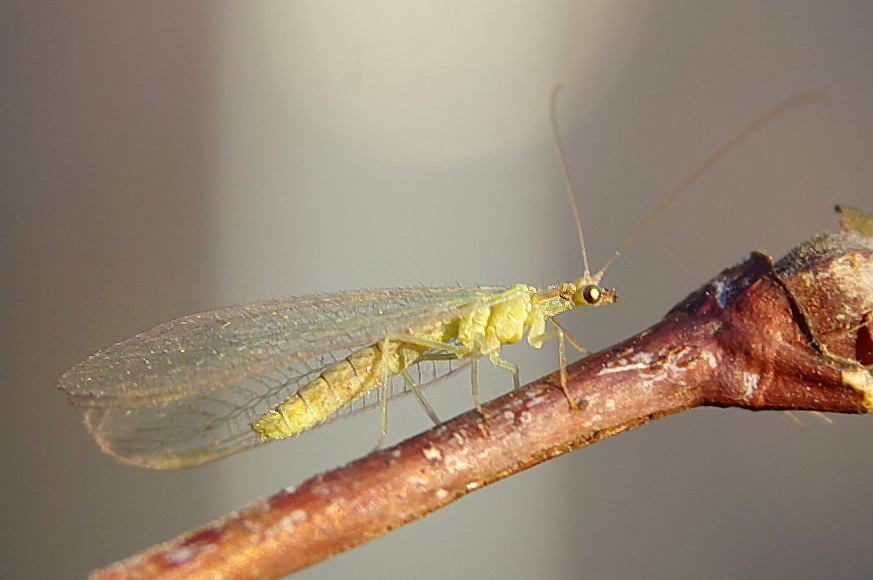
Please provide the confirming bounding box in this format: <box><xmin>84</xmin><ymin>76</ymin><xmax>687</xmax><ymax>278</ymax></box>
<box><xmin>470</xmin><ymin>352</ymin><xmax>482</xmax><ymax>415</ymax></box>
<box><xmin>546</xmin><ymin>317</ymin><xmax>583</xmax><ymax>410</ymax></box>
<box><xmin>417</xmin><ymin>352</ymin><xmax>461</xmax><ymax>360</ymax></box>
<box><xmin>376</xmin><ymin>338</ymin><xmax>392</xmax><ymax>448</ymax></box>
<box><xmin>400</xmin><ymin>368</ymin><xmax>441</xmax><ymax>425</ymax></box>
<box><xmin>392</xmin><ymin>334</ymin><xmax>486</xmax><ymax>414</ymax></box>
<box><xmin>371</xmin><ymin>334</ymin><xmax>465</xmax><ymax>445</ymax></box>
<box><xmin>543</xmin><ymin>316</ymin><xmax>589</xmax><ymax>354</ymax></box>
<box><xmin>403</xmin><ymin>347</ymin><xmax>488</xmax><ymax>417</ymax></box>
<box><xmin>487</xmin><ymin>352</ymin><xmax>520</xmax><ymax>389</ymax></box>
<box><xmin>382</xmin><ymin>334</ymin><xmax>517</xmax><ymax>418</ymax></box>
<box><xmin>383</xmin><ymin>334</ymin><xmax>465</xmax><ymax>355</ymax></box>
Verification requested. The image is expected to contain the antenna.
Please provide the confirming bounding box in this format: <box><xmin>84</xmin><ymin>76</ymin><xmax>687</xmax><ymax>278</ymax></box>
<box><xmin>550</xmin><ymin>84</ymin><xmax>592</xmax><ymax>279</ymax></box>
<box><xmin>593</xmin><ymin>91</ymin><xmax>825</xmax><ymax>280</ymax></box>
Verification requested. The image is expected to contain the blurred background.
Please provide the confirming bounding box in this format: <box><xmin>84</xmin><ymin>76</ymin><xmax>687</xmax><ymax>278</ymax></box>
<box><xmin>3</xmin><ymin>2</ymin><xmax>873</xmax><ymax>579</ymax></box>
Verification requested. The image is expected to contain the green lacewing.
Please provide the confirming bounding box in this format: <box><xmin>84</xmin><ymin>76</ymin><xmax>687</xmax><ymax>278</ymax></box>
<box><xmin>58</xmin><ymin>91</ymin><xmax>819</xmax><ymax>468</ymax></box>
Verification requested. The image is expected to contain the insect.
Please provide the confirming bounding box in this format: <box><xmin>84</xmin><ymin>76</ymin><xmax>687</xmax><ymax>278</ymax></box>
<box><xmin>58</xmin><ymin>90</ymin><xmax>819</xmax><ymax>469</ymax></box>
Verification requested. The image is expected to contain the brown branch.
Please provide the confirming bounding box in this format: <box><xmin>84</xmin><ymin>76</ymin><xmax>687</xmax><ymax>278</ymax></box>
<box><xmin>92</xmin><ymin>207</ymin><xmax>873</xmax><ymax>580</ymax></box>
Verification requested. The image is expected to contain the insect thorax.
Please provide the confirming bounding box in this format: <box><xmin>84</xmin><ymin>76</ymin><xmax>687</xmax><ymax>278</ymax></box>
<box><xmin>456</xmin><ymin>285</ymin><xmax>539</xmax><ymax>355</ymax></box>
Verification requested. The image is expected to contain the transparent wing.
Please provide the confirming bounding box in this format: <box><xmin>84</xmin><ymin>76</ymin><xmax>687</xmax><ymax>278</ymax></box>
<box><xmin>59</xmin><ymin>286</ymin><xmax>514</xmax><ymax>468</ymax></box>
<box><xmin>83</xmin><ymin>353</ymin><xmax>473</xmax><ymax>469</ymax></box>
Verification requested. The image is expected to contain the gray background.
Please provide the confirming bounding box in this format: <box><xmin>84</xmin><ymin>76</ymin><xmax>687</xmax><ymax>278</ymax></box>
<box><xmin>3</xmin><ymin>2</ymin><xmax>873</xmax><ymax>579</ymax></box>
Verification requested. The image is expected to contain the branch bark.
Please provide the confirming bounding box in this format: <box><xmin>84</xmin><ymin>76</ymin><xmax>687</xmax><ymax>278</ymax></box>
<box><xmin>92</xmin><ymin>207</ymin><xmax>873</xmax><ymax>580</ymax></box>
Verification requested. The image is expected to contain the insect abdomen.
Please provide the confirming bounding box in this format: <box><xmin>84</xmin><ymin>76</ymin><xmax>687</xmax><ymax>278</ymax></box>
<box><xmin>251</xmin><ymin>325</ymin><xmax>450</xmax><ymax>439</ymax></box>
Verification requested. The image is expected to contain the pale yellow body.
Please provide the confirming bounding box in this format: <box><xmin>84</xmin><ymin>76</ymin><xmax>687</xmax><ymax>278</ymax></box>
<box><xmin>252</xmin><ymin>281</ymin><xmax>613</xmax><ymax>439</ymax></box>
<box><xmin>251</xmin><ymin>322</ymin><xmax>455</xmax><ymax>438</ymax></box>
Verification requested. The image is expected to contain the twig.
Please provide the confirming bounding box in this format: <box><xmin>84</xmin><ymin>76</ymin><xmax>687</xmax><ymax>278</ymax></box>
<box><xmin>92</xmin><ymin>207</ymin><xmax>873</xmax><ymax>579</ymax></box>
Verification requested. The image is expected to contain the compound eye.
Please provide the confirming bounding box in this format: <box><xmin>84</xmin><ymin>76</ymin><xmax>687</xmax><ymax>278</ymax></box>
<box><xmin>576</xmin><ymin>284</ymin><xmax>602</xmax><ymax>305</ymax></box>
